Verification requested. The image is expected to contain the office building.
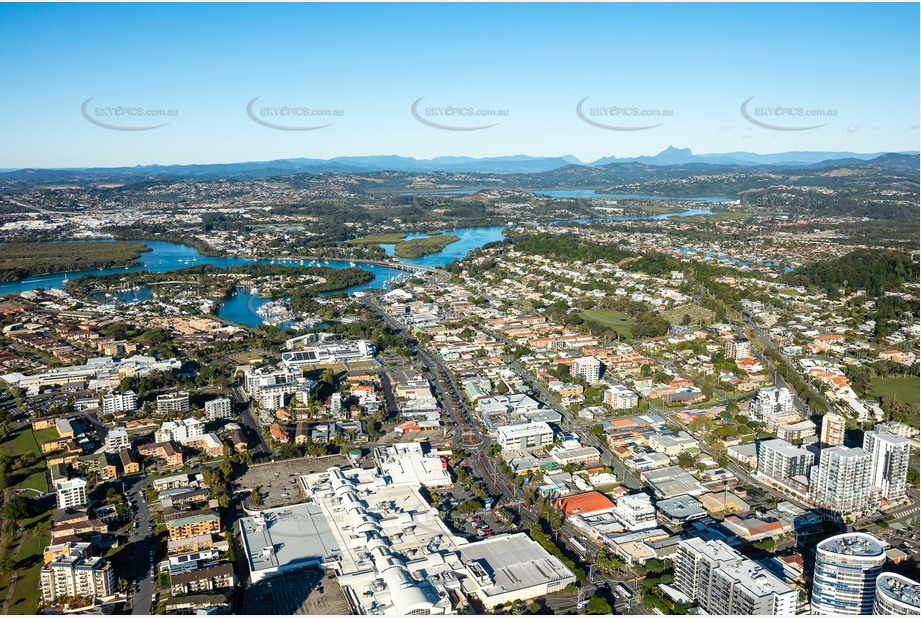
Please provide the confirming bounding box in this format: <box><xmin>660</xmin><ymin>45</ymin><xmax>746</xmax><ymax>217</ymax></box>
<box><xmin>280</xmin><ymin>340</ymin><xmax>375</xmax><ymax>367</ymax></box>
<box><xmin>820</xmin><ymin>412</ymin><xmax>846</xmax><ymax>447</ymax></box>
<box><xmin>812</xmin><ymin>533</ymin><xmax>886</xmax><ymax>615</ymax></box>
<box><xmin>810</xmin><ymin>446</ymin><xmax>873</xmax><ymax>515</ymax></box>
<box><xmin>863</xmin><ymin>430</ymin><xmax>911</xmax><ymax>501</ymax></box>
<box><xmin>655</xmin><ymin>494</ymin><xmax>707</xmax><ymax>532</ymax></box>
<box><xmin>874</xmin><ymin>573</ymin><xmax>920</xmax><ymax>615</ymax></box>
<box><xmin>674</xmin><ymin>537</ymin><xmax>796</xmax><ymax>615</ymax></box>
<box><xmin>55</xmin><ymin>478</ymin><xmax>88</xmax><ymax>509</ymax></box>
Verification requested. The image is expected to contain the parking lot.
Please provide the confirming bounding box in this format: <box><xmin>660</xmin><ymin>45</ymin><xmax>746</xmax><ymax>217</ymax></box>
<box><xmin>242</xmin><ymin>570</ymin><xmax>351</xmax><ymax>615</ymax></box>
<box><xmin>235</xmin><ymin>455</ymin><xmax>351</xmax><ymax>509</ymax></box>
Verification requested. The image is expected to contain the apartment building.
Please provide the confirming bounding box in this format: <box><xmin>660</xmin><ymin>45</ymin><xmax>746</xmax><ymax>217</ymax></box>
<box><xmin>675</xmin><ymin>537</ymin><xmax>796</xmax><ymax>615</ymax></box>
<box><xmin>40</xmin><ymin>542</ymin><xmax>115</xmax><ymax>604</ymax></box>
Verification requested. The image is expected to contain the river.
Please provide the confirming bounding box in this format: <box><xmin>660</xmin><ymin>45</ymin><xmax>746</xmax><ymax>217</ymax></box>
<box><xmin>0</xmin><ymin>208</ymin><xmax>717</xmax><ymax>326</ymax></box>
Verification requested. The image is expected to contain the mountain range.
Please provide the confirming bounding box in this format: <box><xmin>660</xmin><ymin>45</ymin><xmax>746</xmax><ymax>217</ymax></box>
<box><xmin>2</xmin><ymin>147</ymin><xmax>918</xmax><ymax>185</ymax></box>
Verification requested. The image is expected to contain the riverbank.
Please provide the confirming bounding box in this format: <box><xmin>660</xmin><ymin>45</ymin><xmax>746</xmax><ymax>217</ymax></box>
<box><xmin>0</xmin><ymin>240</ymin><xmax>150</xmax><ymax>282</ymax></box>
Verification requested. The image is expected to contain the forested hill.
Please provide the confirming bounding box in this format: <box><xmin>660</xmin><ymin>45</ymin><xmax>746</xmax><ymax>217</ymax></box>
<box><xmin>784</xmin><ymin>249</ymin><xmax>919</xmax><ymax>295</ymax></box>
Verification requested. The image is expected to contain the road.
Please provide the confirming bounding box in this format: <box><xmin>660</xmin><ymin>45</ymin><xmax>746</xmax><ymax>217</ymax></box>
<box><xmin>229</xmin><ymin>385</ymin><xmax>269</xmax><ymax>457</ymax></box>
<box><xmin>121</xmin><ymin>476</ymin><xmax>157</xmax><ymax>615</ymax></box>
<box><xmin>359</xmin><ymin>295</ymin><xmax>484</xmax><ymax>449</ymax></box>
<box><xmin>742</xmin><ymin>317</ymin><xmax>830</xmax><ymax>415</ymax></box>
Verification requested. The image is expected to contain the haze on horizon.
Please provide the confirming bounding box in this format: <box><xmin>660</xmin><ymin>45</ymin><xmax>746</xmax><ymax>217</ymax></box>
<box><xmin>0</xmin><ymin>2</ymin><xmax>918</xmax><ymax>168</ymax></box>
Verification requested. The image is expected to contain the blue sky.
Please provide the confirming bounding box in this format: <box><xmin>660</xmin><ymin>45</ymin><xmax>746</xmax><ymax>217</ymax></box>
<box><xmin>0</xmin><ymin>3</ymin><xmax>918</xmax><ymax>167</ymax></box>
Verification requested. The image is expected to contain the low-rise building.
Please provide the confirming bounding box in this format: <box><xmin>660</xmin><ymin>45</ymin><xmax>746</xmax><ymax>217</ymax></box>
<box><xmin>119</xmin><ymin>449</ymin><xmax>140</xmax><ymax>475</ymax></box>
<box><xmin>170</xmin><ymin>563</ymin><xmax>235</xmax><ymax>595</ymax></box>
<box><xmin>612</xmin><ymin>493</ymin><xmax>657</xmax><ymax>531</ymax></box>
<box><xmin>165</xmin><ymin>509</ymin><xmax>221</xmax><ymax>541</ymax></box>
<box><xmin>655</xmin><ymin>494</ymin><xmax>707</xmax><ymax>532</ymax></box>
<box><xmin>137</xmin><ymin>441</ymin><xmax>184</xmax><ymax>468</ymax></box>
<box><xmin>494</xmin><ymin>422</ymin><xmax>554</xmax><ymax>451</ymax></box>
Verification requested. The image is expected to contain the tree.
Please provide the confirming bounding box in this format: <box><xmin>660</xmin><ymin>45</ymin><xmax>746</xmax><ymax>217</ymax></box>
<box><xmin>587</xmin><ymin>596</ymin><xmax>612</xmax><ymax>614</ymax></box>
<box><xmin>3</xmin><ymin>495</ymin><xmax>36</xmax><ymax>520</ymax></box>
<box><xmin>457</xmin><ymin>499</ymin><xmax>482</xmax><ymax>515</ymax></box>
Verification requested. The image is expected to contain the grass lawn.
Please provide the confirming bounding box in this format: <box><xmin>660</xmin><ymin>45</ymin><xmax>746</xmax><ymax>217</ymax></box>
<box><xmin>0</xmin><ymin>429</ymin><xmax>41</xmax><ymax>458</ymax></box>
<box><xmin>229</xmin><ymin>351</ymin><xmax>263</xmax><ymax>364</ymax></box>
<box><xmin>871</xmin><ymin>377</ymin><xmax>920</xmax><ymax>405</ymax></box>
<box><xmin>17</xmin><ymin>465</ymin><xmax>48</xmax><ymax>493</ymax></box>
<box><xmin>580</xmin><ymin>309</ymin><xmax>635</xmax><ymax>339</ymax></box>
<box><xmin>6</xmin><ymin>510</ymin><xmax>52</xmax><ymax>615</ymax></box>
<box><xmin>1</xmin><ymin>429</ymin><xmax>49</xmax><ymax>494</ymax></box>
<box><xmin>661</xmin><ymin>302</ymin><xmax>715</xmax><ymax>327</ymax></box>
<box><xmin>31</xmin><ymin>427</ymin><xmax>59</xmax><ymax>444</ymax></box>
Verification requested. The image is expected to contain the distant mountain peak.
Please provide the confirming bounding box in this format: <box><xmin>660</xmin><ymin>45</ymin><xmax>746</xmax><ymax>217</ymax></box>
<box><xmin>659</xmin><ymin>145</ymin><xmax>692</xmax><ymax>155</ymax></box>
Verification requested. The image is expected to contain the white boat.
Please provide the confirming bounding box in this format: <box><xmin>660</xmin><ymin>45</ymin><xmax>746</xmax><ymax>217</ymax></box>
<box><xmin>349</xmin><ymin>261</ymin><xmax>356</xmax><ymax>267</ymax></box>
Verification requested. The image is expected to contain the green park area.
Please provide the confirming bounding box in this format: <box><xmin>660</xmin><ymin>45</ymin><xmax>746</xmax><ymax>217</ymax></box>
<box><xmin>0</xmin><ymin>427</ymin><xmax>53</xmax><ymax>614</ymax></box>
<box><xmin>1</xmin><ymin>428</ymin><xmax>49</xmax><ymax>493</ymax></box>
<box><xmin>579</xmin><ymin>309</ymin><xmax>635</xmax><ymax>340</ymax></box>
<box><xmin>661</xmin><ymin>302</ymin><xmax>715</xmax><ymax>327</ymax></box>
<box><xmin>871</xmin><ymin>376</ymin><xmax>920</xmax><ymax>405</ymax></box>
